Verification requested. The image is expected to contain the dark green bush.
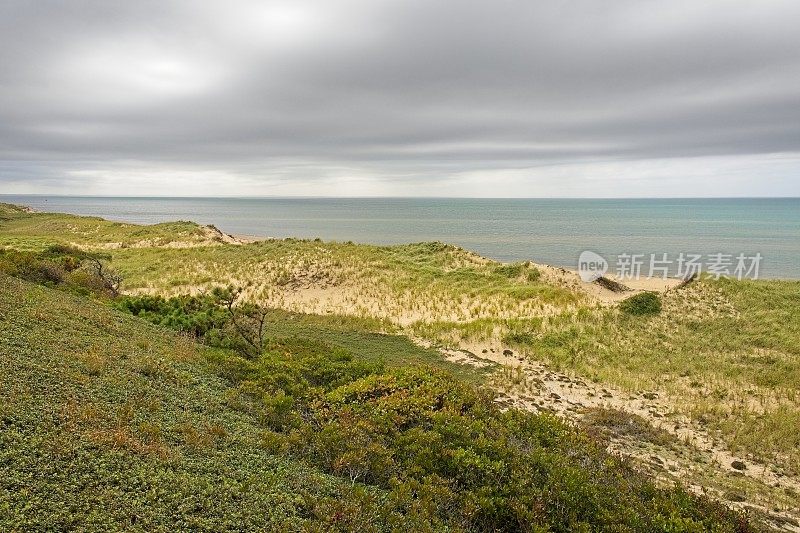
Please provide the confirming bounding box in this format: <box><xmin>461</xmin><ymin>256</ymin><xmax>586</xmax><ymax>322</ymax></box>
<box><xmin>1</xmin><ymin>267</ymin><xmax>749</xmax><ymax>531</ymax></box>
<box><xmin>205</xmin><ymin>336</ymin><xmax>750</xmax><ymax>532</ymax></box>
<box><xmin>114</xmin><ymin>293</ymin><xmax>230</xmax><ymax>338</ymax></box>
<box><xmin>502</xmin><ymin>330</ymin><xmax>536</xmax><ymax>345</ymax></box>
<box><xmin>619</xmin><ymin>291</ymin><xmax>662</xmax><ymax>315</ymax></box>
<box><xmin>494</xmin><ymin>262</ymin><xmax>525</xmax><ymax>278</ymax></box>
<box><xmin>115</xmin><ymin>290</ymin><xmax>287</xmax><ymax>360</ymax></box>
<box><xmin>0</xmin><ymin>247</ymin><xmax>117</xmax><ymax>295</ymax></box>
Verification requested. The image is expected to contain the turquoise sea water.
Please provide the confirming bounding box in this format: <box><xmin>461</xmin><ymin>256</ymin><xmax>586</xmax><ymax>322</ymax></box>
<box><xmin>3</xmin><ymin>196</ymin><xmax>799</xmax><ymax>279</ymax></box>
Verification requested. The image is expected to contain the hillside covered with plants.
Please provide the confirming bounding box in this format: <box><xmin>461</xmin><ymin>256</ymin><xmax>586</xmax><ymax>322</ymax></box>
<box><xmin>0</xmin><ymin>260</ymin><xmax>752</xmax><ymax>530</ymax></box>
<box><xmin>5</xmin><ymin>202</ymin><xmax>795</xmax><ymax>529</ymax></box>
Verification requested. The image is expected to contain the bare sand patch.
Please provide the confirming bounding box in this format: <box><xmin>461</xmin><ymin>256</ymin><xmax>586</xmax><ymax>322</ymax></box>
<box><xmin>533</xmin><ymin>262</ymin><xmax>683</xmax><ymax>303</ymax></box>
<box><xmin>422</xmin><ymin>339</ymin><xmax>800</xmax><ymax>530</ymax></box>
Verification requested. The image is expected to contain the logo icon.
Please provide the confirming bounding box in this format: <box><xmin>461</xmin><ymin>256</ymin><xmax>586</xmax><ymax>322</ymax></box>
<box><xmin>578</xmin><ymin>250</ymin><xmax>608</xmax><ymax>282</ymax></box>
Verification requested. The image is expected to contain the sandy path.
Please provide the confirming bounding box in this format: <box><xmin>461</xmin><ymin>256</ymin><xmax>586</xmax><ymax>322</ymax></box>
<box><xmin>424</xmin><ymin>341</ymin><xmax>800</xmax><ymax>531</ymax></box>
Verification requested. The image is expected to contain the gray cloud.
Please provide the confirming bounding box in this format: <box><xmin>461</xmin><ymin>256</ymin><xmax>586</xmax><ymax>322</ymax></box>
<box><xmin>1</xmin><ymin>0</ymin><xmax>800</xmax><ymax>195</ymax></box>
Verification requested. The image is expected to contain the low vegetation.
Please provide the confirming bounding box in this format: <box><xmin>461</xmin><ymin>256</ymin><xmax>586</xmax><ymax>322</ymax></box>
<box><xmin>619</xmin><ymin>291</ymin><xmax>662</xmax><ymax>315</ymax></box>
<box><xmin>111</xmin><ymin>292</ymin><xmax>483</xmax><ymax>381</ymax></box>
<box><xmin>2</xmin><ymin>203</ymin><xmax>795</xmax><ymax>529</ymax></box>
<box><xmin>414</xmin><ymin>279</ymin><xmax>800</xmax><ymax>477</ymax></box>
<box><xmin>582</xmin><ymin>407</ymin><xmax>678</xmax><ymax>448</ymax></box>
<box><xmin>0</xmin><ymin>249</ymin><xmax>753</xmax><ymax>529</ymax></box>
<box><xmin>0</xmin><ymin>202</ymin><xmax>233</xmax><ymax>250</ymax></box>
<box><xmin>0</xmin><ymin>244</ymin><xmax>122</xmax><ymax>297</ymax></box>
<box><xmin>0</xmin><ymin>204</ymin><xmax>583</xmax><ymax>325</ymax></box>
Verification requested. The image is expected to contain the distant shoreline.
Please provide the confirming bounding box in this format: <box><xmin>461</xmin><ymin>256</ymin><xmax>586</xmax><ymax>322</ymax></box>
<box><xmin>4</xmin><ymin>194</ymin><xmax>800</xmax><ymax>200</ymax></box>
<box><xmin>3</xmin><ymin>195</ymin><xmax>799</xmax><ymax>279</ymax></box>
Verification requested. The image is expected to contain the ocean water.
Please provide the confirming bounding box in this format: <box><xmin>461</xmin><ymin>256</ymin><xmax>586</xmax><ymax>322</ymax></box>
<box><xmin>3</xmin><ymin>196</ymin><xmax>799</xmax><ymax>279</ymax></box>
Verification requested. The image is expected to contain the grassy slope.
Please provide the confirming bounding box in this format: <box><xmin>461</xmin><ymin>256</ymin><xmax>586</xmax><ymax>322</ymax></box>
<box><xmin>104</xmin><ymin>237</ymin><xmax>799</xmax><ymax>474</ymax></box>
<box><xmin>1</xmin><ymin>275</ymin><xmax>756</xmax><ymax>532</ymax></box>
<box><xmin>2</xmin><ymin>205</ymin><xmax>799</xmax><ymax>494</ymax></box>
<box><xmin>0</xmin><ymin>203</ymin><xmax>223</xmax><ymax>250</ymax></box>
<box><xmin>0</xmin><ymin>274</ymin><xmax>361</xmax><ymax>531</ymax></box>
<box><xmin>259</xmin><ymin>308</ymin><xmax>493</xmax><ymax>383</ymax></box>
<box><xmin>106</xmin><ymin>241</ymin><xmax>580</xmax><ymax>328</ymax></box>
<box><xmin>0</xmin><ymin>205</ymin><xmax>583</xmax><ymax>324</ymax></box>
<box><xmin>487</xmin><ymin>277</ymin><xmax>800</xmax><ymax>475</ymax></box>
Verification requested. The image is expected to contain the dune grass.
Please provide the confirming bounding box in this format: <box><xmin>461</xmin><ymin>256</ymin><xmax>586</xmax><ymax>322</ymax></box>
<box><xmin>421</xmin><ymin>277</ymin><xmax>800</xmax><ymax>475</ymax></box>
<box><xmin>2</xmin><ymin>205</ymin><xmax>798</xmax><ymax>485</ymax></box>
<box><xmin>80</xmin><ymin>238</ymin><xmax>583</xmax><ymax>326</ymax></box>
<box><xmin>0</xmin><ymin>207</ymin><xmax>582</xmax><ymax>323</ymax></box>
<box><xmin>0</xmin><ymin>274</ymin><xmax>755</xmax><ymax>531</ymax></box>
<box><xmin>0</xmin><ymin>203</ymin><xmax>227</xmax><ymax>250</ymax></box>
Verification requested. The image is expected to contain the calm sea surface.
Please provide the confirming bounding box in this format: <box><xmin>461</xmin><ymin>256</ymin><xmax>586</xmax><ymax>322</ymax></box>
<box><xmin>3</xmin><ymin>196</ymin><xmax>799</xmax><ymax>279</ymax></box>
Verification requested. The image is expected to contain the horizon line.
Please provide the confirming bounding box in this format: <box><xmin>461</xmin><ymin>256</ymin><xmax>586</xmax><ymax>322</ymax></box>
<box><xmin>3</xmin><ymin>194</ymin><xmax>800</xmax><ymax>201</ymax></box>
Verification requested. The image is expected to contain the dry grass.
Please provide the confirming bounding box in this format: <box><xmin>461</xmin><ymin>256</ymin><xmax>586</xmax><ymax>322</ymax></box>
<box><xmin>3</xmin><ymin>205</ymin><xmax>799</xmax><ymax>485</ymax></box>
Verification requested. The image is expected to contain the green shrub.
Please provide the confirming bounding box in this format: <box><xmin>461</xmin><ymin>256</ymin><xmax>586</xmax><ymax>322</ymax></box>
<box><xmin>619</xmin><ymin>291</ymin><xmax>662</xmax><ymax>315</ymax></box>
<box><xmin>503</xmin><ymin>330</ymin><xmax>536</xmax><ymax>345</ymax></box>
<box><xmin>0</xmin><ymin>274</ymin><xmax>753</xmax><ymax>532</ymax></box>
<box><xmin>494</xmin><ymin>262</ymin><xmax>525</xmax><ymax>278</ymax></box>
<box><xmin>582</xmin><ymin>407</ymin><xmax>677</xmax><ymax>447</ymax></box>
<box><xmin>204</xmin><ymin>335</ymin><xmax>750</xmax><ymax>532</ymax></box>
<box><xmin>114</xmin><ymin>294</ymin><xmax>229</xmax><ymax>337</ymax></box>
<box><xmin>0</xmin><ymin>246</ymin><xmax>117</xmax><ymax>295</ymax></box>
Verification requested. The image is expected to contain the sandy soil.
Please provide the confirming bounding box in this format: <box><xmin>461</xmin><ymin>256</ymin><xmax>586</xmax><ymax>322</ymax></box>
<box><xmin>422</xmin><ymin>340</ymin><xmax>800</xmax><ymax>531</ymax></box>
<box><xmin>535</xmin><ymin>263</ymin><xmax>684</xmax><ymax>303</ymax></box>
<box><xmin>116</xmin><ymin>242</ymin><xmax>797</xmax><ymax>528</ymax></box>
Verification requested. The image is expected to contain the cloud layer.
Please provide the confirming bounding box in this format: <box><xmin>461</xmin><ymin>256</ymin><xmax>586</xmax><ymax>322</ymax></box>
<box><xmin>2</xmin><ymin>0</ymin><xmax>799</xmax><ymax>196</ymax></box>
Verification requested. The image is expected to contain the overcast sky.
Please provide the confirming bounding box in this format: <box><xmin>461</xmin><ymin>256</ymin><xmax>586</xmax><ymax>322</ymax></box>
<box><xmin>2</xmin><ymin>1</ymin><xmax>799</xmax><ymax>197</ymax></box>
